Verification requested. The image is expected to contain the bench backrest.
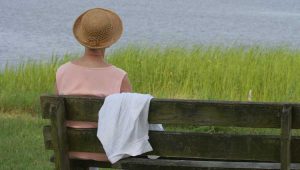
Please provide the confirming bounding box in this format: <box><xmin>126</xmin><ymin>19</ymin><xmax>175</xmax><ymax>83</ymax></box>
<box><xmin>41</xmin><ymin>95</ymin><xmax>300</xmax><ymax>170</ymax></box>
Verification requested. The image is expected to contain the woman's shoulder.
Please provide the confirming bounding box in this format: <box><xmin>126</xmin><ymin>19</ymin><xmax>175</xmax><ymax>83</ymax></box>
<box><xmin>56</xmin><ymin>61</ymin><xmax>127</xmax><ymax>77</ymax></box>
<box><xmin>110</xmin><ymin>65</ymin><xmax>127</xmax><ymax>75</ymax></box>
<box><xmin>55</xmin><ymin>62</ymin><xmax>73</xmax><ymax>81</ymax></box>
<box><xmin>56</xmin><ymin>61</ymin><xmax>72</xmax><ymax>73</ymax></box>
<box><xmin>56</xmin><ymin>61</ymin><xmax>70</xmax><ymax>75</ymax></box>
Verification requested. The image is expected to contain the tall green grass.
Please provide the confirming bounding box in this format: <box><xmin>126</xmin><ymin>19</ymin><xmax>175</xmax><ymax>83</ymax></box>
<box><xmin>1</xmin><ymin>45</ymin><xmax>300</xmax><ymax>114</ymax></box>
<box><xmin>0</xmin><ymin>56</ymin><xmax>71</xmax><ymax>113</ymax></box>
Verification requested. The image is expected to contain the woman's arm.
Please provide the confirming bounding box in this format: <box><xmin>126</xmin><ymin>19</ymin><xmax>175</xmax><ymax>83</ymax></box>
<box><xmin>120</xmin><ymin>74</ymin><xmax>132</xmax><ymax>92</ymax></box>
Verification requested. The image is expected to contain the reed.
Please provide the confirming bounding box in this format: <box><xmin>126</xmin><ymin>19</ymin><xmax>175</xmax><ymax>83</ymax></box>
<box><xmin>1</xmin><ymin>45</ymin><xmax>300</xmax><ymax>114</ymax></box>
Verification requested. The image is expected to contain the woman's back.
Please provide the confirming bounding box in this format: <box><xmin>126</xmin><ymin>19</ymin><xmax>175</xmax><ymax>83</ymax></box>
<box><xmin>56</xmin><ymin>61</ymin><xmax>127</xmax><ymax>97</ymax></box>
<box><xmin>55</xmin><ymin>61</ymin><xmax>131</xmax><ymax>162</ymax></box>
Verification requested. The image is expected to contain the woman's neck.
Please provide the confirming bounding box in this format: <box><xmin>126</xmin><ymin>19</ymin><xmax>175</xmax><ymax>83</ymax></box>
<box><xmin>83</xmin><ymin>48</ymin><xmax>105</xmax><ymax>61</ymax></box>
<box><xmin>73</xmin><ymin>47</ymin><xmax>111</xmax><ymax>68</ymax></box>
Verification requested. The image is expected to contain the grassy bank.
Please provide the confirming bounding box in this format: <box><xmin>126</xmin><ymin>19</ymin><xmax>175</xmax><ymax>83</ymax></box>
<box><xmin>0</xmin><ymin>113</ymin><xmax>52</xmax><ymax>170</ymax></box>
<box><xmin>1</xmin><ymin>45</ymin><xmax>300</xmax><ymax>114</ymax></box>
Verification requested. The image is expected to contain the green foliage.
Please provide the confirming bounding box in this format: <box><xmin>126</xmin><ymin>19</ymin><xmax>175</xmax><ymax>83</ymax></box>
<box><xmin>110</xmin><ymin>45</ymin><xmax>300</xmax><ymax>102</ymax></box>
<box><xmin>0</xmin><ymin>55</ymin><xmax>72</xmax><ymax>113</ymax></box>
<box><xmin>1</xmin><ymin>45</ymin><xmax>300</xmax><ymax>114</ymax></box>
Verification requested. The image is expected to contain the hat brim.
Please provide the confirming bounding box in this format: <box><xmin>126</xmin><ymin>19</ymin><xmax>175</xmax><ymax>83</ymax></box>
<box><xmin>73</xmin><ymin>8</ymin><xmax>123</xmax><ymax>49</ymax></box>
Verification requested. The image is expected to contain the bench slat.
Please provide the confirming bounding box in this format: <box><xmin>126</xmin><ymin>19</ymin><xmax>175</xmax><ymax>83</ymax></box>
<box><xmin>116</xmin><ymin>158</ymin><xmax>300</xmax><ymax>170</ymax></box>
<box><xmin>40</xmin><ymin>96</ymin><xmax>299</xmax><ymax>128</ymax></box>
<box><xmin>149</xmin><ymin>100</ymin><xmax>283</xmax><ymax>128</ymax></box>
<box><xmin>43</xmin><ymin>126</ymin><xmax>300</xmax><ymax>162</ymax></box>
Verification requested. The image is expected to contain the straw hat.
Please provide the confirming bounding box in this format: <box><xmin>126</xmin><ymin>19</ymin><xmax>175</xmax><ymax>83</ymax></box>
<box><xmin>73</xmin><ymin>8</ymin><xmax>123</xmax><ymax>49</ymax></box>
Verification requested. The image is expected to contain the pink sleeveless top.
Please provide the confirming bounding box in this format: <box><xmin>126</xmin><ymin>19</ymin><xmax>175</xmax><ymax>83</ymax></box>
<box><xmin>55</xmin><ymin>61</ymin><xmax>127</xmax><ymax>161</ymax></box>
<box><xmin>56</xmin><ymin>61</ymin><xmax>126</xmax><ymax>97</ymax></box>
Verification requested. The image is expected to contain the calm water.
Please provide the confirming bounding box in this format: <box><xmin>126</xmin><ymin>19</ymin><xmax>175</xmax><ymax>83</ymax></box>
<box><xmin>1</xmin><ymin>0</ymin><xmax>300</xmax><ymax>68</ymax></box>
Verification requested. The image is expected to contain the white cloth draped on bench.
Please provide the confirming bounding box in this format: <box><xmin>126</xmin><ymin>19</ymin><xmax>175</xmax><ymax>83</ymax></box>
<box><xmin>97</xmin><ymin>93</ymin><xmax>163</xmax><ymax>164</ymax></box>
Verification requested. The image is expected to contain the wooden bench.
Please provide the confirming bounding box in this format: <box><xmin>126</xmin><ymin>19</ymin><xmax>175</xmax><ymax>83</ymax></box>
<box><xmin>41</xmin><ymin>95</ymin><xmax>300</xmax><ymax>170</ymax></box>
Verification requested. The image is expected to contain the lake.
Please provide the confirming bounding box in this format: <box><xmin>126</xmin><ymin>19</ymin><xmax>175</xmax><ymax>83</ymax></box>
<box><xmin>1</xmin><ymin>0</ymin><xmax>300</xmax><ymax>68</ymax></box>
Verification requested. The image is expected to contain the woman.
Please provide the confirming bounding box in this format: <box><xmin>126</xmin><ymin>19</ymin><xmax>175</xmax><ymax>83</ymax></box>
<box><xmin>55</xmin><ymin>8</ymin><xmax>131</xmax><ymax>168</ymax></box>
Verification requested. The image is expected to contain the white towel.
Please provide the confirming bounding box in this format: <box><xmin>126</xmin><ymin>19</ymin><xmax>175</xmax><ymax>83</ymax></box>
<box><xmin>97</xmin><ymin>93</ymin><xmax>163</xmax><ymax>164</ymax></box>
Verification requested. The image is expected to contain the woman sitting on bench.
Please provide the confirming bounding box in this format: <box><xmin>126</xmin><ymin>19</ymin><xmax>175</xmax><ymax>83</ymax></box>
<box><xmin>55</xmin><ymin>7</ymin><xmax>131</xmax><ymax>169</ymax></box>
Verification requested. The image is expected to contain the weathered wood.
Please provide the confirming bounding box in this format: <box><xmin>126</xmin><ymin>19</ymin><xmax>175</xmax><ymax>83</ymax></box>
<box><xmin>50</xmin><ymin>98</ymin><xmax>70</xmax><ymax>170</ymax></box>
<box><xmin>50</xmin><ymin>155</ymin><xmax>55</xmax><ymax>162</ymax></box>
<box><xmin>43</xmin><ymin>125</ymin><xmax>53</xmax><ymax>149</ymax></box>
<box><xmin>69</xmin><ymin>165</ymin><xmax>88</xmax><ymax>170</ymax></box>
<box><xmin>70</xmin><ymin>161</ymin><xmax>89</xmax><ymax>170</ymax></box>
<box><xmin>70</xmin><ymin>159</ymin><xmax>111</xmax><ymax>169</ymax></box>
<box><xmin>67</xmin><ymin>128</ymin><xmax>104</xmax><ymax>153</ymax></box>
<box><xmin>41</xmin><ymin>95</ymin><xmax>104</xmax><ymax>119</ymax></box>
<box><xmin>118</xmin><ymin>158</ymin><xmax>272</xmax><ymax>170</ymax></box>
<box><xmin>291</xmin><ymin>105</ymin><xmax>300</xmax><ymax>129</ymax></box>
<box><xmin>48</xmin><ymin>154</ymin><xmax>112</xmax><ymax>169</ymax></box>
<box><xmin>41</xmin><ymin>95</ymin><xmax>63</xmax><ymax>119</ymax></box>
<box><xmin>64</xmin><ymin>128</ymin><xmax>300</xmax><ymax>162</ymax></box>
<box><xmin>42</xmin><ymin>95</ymin><xmax>300</xmax><ymax>128</ymax></box>
<box><xmin>41</xmin><ymin>95</ymin><xmax>295</xmax><ymax>128</ymax></box>
<box><xmin>149</xmin><ymin>132</ymin><xmax>283</xmax><ymax>162</ymax></box>
<box><xmin>116</xmin><ymin>158</ymin><xmax>300</xmax><ymax>170</ymax></box>
<box><xmin>41</xmin><ymin>95</ymin><xmax>300</xmax><ymax>170</ymax></box>
<box><xmin>43</xmin><ymin>126</ymin><xmax>300</xmax><ymax>163</ymax></box>
<box><xmin>281</xmin><ymin>105</ymin><xmax>292</xmax><ymax>170</ymax></box>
